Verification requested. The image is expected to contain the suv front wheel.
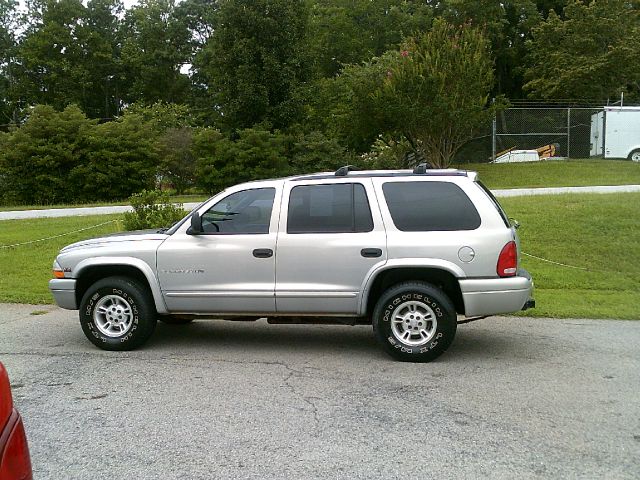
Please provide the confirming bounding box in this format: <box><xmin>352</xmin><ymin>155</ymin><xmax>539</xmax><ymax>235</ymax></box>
<box><xmin>373</xmin><ymin>282</ymin><xmax>457</xmax><ymax>362</ymax></box>
<box><xmin>79</xmin><ymin>276</ymin><xmax>157</xmax><ymax>351</ymax></box>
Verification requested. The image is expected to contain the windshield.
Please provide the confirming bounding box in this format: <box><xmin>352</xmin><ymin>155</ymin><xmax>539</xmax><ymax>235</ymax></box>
<box><xmin>162</xmin><ymin>195</ymin><xmax>221</xmax><ymax>235</ymax></box>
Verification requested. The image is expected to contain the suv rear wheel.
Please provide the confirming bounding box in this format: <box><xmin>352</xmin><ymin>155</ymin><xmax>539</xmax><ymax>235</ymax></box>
<box><xmin>79</xmin><ymin>276</ymin><xmax>157</xmax><ymax>351</ymax></box>
<box><xmin>373</xmin><ymin>282</ymin><xmax>457</xmax><ymax>362</ymax></box>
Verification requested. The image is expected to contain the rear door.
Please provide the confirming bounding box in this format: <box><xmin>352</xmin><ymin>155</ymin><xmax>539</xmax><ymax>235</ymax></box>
<box><xmin>275</xmin><ymin>179</ymin><xmax>387</xmax><ymax>314</ymax></box>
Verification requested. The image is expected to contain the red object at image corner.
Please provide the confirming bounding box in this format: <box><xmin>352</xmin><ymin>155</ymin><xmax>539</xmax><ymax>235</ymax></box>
<box><xmin>0</xmin><ymin>363</ymin><xmax>32</xmax><ymax>480</ymax></box>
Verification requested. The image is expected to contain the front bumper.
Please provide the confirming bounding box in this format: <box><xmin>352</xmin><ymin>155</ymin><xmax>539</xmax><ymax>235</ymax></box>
<box><xmin>459</xmin><ymin>269</ymin><xmax>534</xmax><ymax>317</ymax></box>
<box><xmin>48</xmin><ymin>279</ymin><xmax>77</xmax><ymax>310</ymax></box>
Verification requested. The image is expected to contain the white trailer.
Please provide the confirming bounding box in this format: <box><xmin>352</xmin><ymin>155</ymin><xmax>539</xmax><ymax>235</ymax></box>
<box><xmin>590</xmin><ymin>106</ymin><xmax>640</xmax><ymax>161</ymax></box>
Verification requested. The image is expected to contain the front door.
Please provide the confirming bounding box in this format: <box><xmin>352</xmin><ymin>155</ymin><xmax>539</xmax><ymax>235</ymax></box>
<box><xmin>157</xmin><ymin>185</ymin><xmax>281</xmax><ymax>314</ymax></box>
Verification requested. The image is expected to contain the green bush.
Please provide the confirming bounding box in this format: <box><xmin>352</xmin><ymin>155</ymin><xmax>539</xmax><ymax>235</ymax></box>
<box><xmin>122</xmin><ymin>190</ymin><xmax>187</xmax><ymax>231</ymax></box>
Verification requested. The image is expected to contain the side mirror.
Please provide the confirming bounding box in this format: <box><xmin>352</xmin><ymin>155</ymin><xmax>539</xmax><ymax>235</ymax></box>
<box><xmin>189</xmin><ymin>212</ymin><xmax>203</xmax><ymax>234</ymax></box>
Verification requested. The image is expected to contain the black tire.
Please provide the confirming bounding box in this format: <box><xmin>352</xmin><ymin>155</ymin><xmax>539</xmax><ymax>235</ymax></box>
<box><xmin>79</xmin><ymin>276</ymin><xmax>157</xmax><ymax>351</ymax></box>
<box><xmin>628</xmin><ymin>149</ymin><xmax>640</xmax><ymax>162</ymax></box>
<box><xmin>158</xmin><ymin>315</ymin><xmax>195</xmax><ymax>325</ymax></box>
<box><xmin>372</xmin><ymin>282</ymin><xmax>457</xmax><ymax>362</ymax></box>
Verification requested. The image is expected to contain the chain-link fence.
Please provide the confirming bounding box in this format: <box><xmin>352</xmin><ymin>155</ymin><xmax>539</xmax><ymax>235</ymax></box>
<box><xmin>454</xmin><ymin>106</ymin><xmax>602</xmax><ymax>163</ymax></box>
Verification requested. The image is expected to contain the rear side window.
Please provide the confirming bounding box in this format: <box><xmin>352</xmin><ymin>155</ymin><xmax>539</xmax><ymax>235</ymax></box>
<box><xmin>287</xmin><ymin>183</ymin><xmax>374</xmax><ymax>234</ymax></box>
<box><xmin>382</xmin><ymin>181</ymin><xmax>481</xmax><ymax>231</ymax></box>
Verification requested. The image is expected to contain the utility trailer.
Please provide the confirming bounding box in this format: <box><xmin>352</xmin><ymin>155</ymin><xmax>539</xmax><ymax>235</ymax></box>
<box><xmin>590</xmin><ymin>106</ymin><xmax>640</xmax><ymax>161</ymax></box>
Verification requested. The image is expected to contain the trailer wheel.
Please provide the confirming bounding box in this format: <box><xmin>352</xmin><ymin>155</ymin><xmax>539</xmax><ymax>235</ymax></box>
<box><xmin>629</xmin><ymin>149</ymin><xmax>640</xmax><ymax>162</ymax></box>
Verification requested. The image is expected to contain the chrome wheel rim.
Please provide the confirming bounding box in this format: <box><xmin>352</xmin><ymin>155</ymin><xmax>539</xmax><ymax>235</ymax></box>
<box><xmin>390</xmin><ymin>300</ymin><xmax>437</xmax><ymax>346</ymax></box>
<box><xmin>93</xmin><ymin>295</ymin><xmax>134</xmax><ymax>337</ymax></box>
<box><xmin>632</xmin><ymin>151</ymin><xmax>640</xmax><ymax>162</ymax></box>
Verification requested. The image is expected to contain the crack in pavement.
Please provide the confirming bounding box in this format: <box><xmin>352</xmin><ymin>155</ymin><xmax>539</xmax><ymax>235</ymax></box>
<box><xmin>281</xmin><ymin>368</ymin><xmax>322</xmax><ymax>438</ymax></box>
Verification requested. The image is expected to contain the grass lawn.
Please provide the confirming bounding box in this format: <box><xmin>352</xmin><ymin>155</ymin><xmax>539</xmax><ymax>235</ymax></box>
<box><xmin>0</xmin><ymin>215</ymin><xmax>122</xmax><ymax>303</ymax></box>
<box><xmin>455</xmin><ymin>159</ymin><xmax>640</xmax><ymax>189</ymax></box>
<box><xmin>501</xmin><ymin>192</ymin><xmax>639</xmax><ymax>320</ymax></box>
<box><xmin>0</xmin><ymin>192</ymin><xmax>638</xmax><ymax>319</ymax></box>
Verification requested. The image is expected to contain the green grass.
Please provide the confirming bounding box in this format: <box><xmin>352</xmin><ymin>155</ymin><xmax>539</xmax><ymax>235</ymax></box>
<box><xmin>0</xmin><ymin>215</ymin><xmax>123</xmax><ymax>303</ymax></box>
<box><xmin>501</xmin><ymin>192</ymin><xmax>640</xmax><ymax>320</ymax></box>
<box><xmin>0</xmin><ymin>194</ymin><xmax>208</xmax><ymax>212</ymax></box>
<box><xmin>454</xmin><ymin>159</ymin><xmax>640</xmax><ymax>189</ymax></box>
<box><xmin>0</xmin><ymin>193</ymin><xmax>638</xmax><ymax>319</ymax></box>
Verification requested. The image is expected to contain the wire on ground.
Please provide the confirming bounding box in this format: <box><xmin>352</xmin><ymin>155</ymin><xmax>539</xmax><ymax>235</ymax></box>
<box><xmin>0</xmin><ymin>220</ymin><xmax>118</xmax><ymax>249</ymax></box>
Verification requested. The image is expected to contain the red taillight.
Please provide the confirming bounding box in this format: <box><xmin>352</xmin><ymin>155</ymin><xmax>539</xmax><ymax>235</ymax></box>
<box><xmin>0</xmin><ymin>415</ymin><xmax>32</xmax><ymax>480</ymax></box>
<box><xmin>497</xmin><ymin>241</ymin><xmax>518</xmax><ymax>277</ymax></box>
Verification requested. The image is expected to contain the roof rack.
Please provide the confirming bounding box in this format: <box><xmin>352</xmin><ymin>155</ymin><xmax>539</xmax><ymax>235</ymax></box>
<box><xmin>412</xmin><ymin>162</ymin><xmax>434</xmax><ymax>174</ymax></box>
<box><xmin>335</xmin><ymin>165</ymin><xmax>359</xmax><ymax>176</ymax></box>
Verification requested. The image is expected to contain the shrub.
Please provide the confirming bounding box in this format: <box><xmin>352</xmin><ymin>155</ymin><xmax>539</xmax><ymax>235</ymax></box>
<box><xmin>122</xmin><ymin>190</ymin><xmax>187</xmax><ymax>231</ymax></box>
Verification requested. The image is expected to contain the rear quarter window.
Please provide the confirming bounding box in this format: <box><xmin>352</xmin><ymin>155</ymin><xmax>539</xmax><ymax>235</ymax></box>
<box><xmin>382</xmin><ymin>181</ymin><xmax>481</xmax><ymax>231</ymax></box>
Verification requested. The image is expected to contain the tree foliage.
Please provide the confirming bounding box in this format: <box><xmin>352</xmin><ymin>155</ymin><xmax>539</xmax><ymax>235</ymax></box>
<box><xmin>337</xmin><ymin>20</ymin><xmax>501</xmax><ymax>167</ymax></box>
<box><xmin>308</xmin><ymin>0</ymin><xmax>432</xmax><ymax>78</ymax></box>
<box><xmin>122</xmin><ymin>189</ymin><xmax>186</xmax><ymax>230</ymax></box>
<box><xmin>0</xmin><ymin>0</ymin><xmax>638</xmax><ymax>205</ymax></box>
<box><xmin>11</xmin><ymin>0</ymin><xmax>123</xmax><ymax>118</ymax></box>
<box><xmin>439</xmin><ymin>0</ymin><xmax>541</xmax><ymax>99</ymax></box>
<box><xmin>120</xmin><ymin>0</ymin><xmax>191</xmax><ymax>105</ymax></box>
<box><xmin>196</xmin><ymin>0</ymin><xmax>310</xmax><ymax>130</ymax></box>
<box><xmin>0</xmin><ymin>104</ymin><xmax>93</xmax><ymax>204</ymax></box>
<box><xmin>524</xmin><ymin>0</ymin><xmax>640</xmax><ymax>101</ymax></box>
<box><xmin>0</xmin><ymin>104</ymin><xmax>160</xmax><ymax>204</ymax></box>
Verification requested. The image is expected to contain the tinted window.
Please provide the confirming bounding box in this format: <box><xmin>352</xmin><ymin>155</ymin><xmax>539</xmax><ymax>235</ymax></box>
<box><xmin>382</xmin><ymin>181</ymin><xmax>480</xmax><ymax>231</ymax></box>
<box><xmin>476</xmin><ymin>181</ymin><xmax>510</xmax><ymax>227</ymax></box>
<box><xmin>202</xmin><ymin>188</ymin><xmax>275</xmax><ymax>234</ymax></box>
<box><xmin>287</xmin><ymin>183</ymin><xmax>374</xmax><ymax>234</ymax></box>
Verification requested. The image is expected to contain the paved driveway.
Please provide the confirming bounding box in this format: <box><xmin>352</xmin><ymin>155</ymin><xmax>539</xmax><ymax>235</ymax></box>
<box><xmin>1</xmin><ymin>305</ymin><xmax>638</xmax><ymax>479</ymax></box>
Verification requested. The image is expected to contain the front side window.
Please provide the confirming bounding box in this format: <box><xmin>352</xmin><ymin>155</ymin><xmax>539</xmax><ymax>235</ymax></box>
<box><xmin>287</xmin><ymin>183</ymin><xmax>374</xmax><ymax>234</ymax></box>
<box><xmin>382</xmin><ymin>181</ymin><xmax>481</xmax><ymax>231</ymax></box>
<box><xmin>201</xmin><ymin>188</ymin><xmax>275</xmax><ymax>234</ymax></box>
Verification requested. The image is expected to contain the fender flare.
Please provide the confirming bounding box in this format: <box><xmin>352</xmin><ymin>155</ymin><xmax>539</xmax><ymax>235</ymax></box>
<box><xmin>74</xmin><ymin>257</ymin><xmax>168</xmax><ymax>314</ymax></box>
<box><xmin>357</xmin><ymin>259</ymin><xmax>465</xmax><ymax>315</ymax></box>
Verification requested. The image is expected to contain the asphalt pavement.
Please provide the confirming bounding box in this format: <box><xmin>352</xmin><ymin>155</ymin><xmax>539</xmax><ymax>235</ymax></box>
<box><xmin>1</xmin><ymin>304</ymin><xmax>638</xmax><ymax>479</ymax></box>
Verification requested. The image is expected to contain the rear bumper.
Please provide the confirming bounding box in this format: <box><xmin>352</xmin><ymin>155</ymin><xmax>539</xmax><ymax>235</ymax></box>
<box><xmin>48</xmin><ymin>279</ymin><xmax>77</xmax><ymax>310</ymax></box>
<box><xmin>459</xmin><ymin>269</ymin><xmax>534</xmax><ymax>317</ymax></box>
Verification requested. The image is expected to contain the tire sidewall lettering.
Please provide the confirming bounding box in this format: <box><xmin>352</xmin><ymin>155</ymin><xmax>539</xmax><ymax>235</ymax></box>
<box><xmin>382</xmin><ymin>291</ymin><xmax>446</xmax><ymax>354</ymax></box>
<box><xmin>83</xmin><ymin>286</ymin><xmax>141</xmax><ymax>345</ymax></box>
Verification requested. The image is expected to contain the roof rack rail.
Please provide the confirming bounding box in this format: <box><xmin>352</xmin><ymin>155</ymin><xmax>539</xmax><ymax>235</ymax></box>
<box><xmin>413</xmin><ymin>162</ymin><xmax>434</xmax><ymax>174</ymax></box>
<box><xmin>335</xmin><ymin>165</ymin><xmax>359</xmax><ymax>176</ymax></box>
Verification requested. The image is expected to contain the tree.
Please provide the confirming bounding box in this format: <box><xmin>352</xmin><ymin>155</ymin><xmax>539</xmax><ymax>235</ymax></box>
<box><xmin>70</xmin><ymin>111</ymin><xmax>159</xmax><ymax>201</ymax></box>
<box><xmin>338</xmin><ymin>20</ymin><xmax>501</xmax><ymax>168</ymax></box>
<box><xmin>0</xmin><ymin>0</ymin><xmax>20</xmax><ymax>124</ymax></box>
<box><xmin>120</xmin><ymin>0</ymin><xmax>191</xmax><ymax>105</ymax></box>
<box><xmin>197</xmin><ymin>0</ymin><xmax>311</xmax><ymax>131</ymax></box>
<box><xmin>194</xmin><ymin>126</ymin><xmax>291</xmax><ymax>192</ymax></box>
<box><xmin>0</xmin><ymin>104</ymin><xmax>94</xmax><ymax>204</ymax></box>
<box><xmin>524</xmin><ymin>0</ymin><xmax>640</xmax><ymax>101</ymax></box>
<box><xmin>307</xmin><ymin>0</ymin><xmax>432</xmax><ymax>78</ymax></box>
<box><xmin>156</xmin><ymin>127</ymin><xmax>196</xmax><ymax>194</ymax></box>
<box><xmin>10</xmin><ymin>0</ymin><xmax>123</xmax><ymax>118</ymax></box>
<box><xmin>439</xmin><ymin>0</ymin><xmax>541</xmax><ymax>99</ymax></box>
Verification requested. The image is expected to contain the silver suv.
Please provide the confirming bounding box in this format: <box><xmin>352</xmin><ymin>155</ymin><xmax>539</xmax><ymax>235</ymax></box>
<box><xmin>49</xmin><ymin>166</ymin><xmax>534</xmax><ymax>362</ymax></box>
